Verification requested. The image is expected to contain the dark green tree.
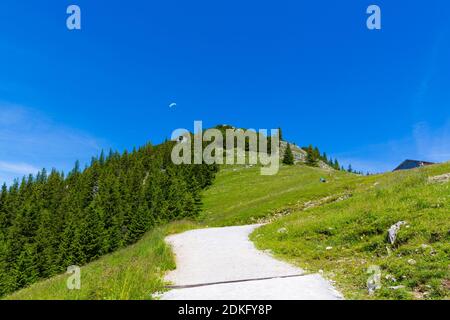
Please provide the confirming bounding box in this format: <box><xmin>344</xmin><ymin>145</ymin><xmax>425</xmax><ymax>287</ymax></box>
<box><xmin>282</xmin><ymin>143</ymin><xmax>294</xmax><ymax>165</ymax></box>
<box><xmin>305</xmin><ymin>145</ymin><xmax>318</xmax><ymax>166</ymax></box>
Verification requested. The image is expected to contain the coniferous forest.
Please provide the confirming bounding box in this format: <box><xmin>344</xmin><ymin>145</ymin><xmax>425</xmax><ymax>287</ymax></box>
<box><xmin>0</xmin><ymin>141</ymin><xmax>218</xmax><ymax>297</ymax></box>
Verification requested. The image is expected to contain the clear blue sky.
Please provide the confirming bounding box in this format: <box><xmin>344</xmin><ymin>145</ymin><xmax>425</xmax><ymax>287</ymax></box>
<box><xmin>1</xmin><ymin>1</ymin><xmax>449</xmax><ymax>183</ymax></box>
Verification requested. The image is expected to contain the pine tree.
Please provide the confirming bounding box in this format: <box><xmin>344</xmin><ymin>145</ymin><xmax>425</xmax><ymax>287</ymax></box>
<box><xmin>35</xmin><ymin>209</ymin><xmax>58</xmax><ymax>277</ymax></box>
<box><xmin>0</xmin><ymin>184</ymin><xmax>9</xmax><ymax>232</ymax></box>
<box><xmin>305</xmin><ymin>145</ymin><xmax>318</xmax><ymax>166</ymax></box>
<box><xmin>282</xmin><ymin>143</ymin><xmax>294</xmax><ymax>165</ymax></box>
<box><xmin>100</xmin><ymin>174</ymin><xmax>123</xmax><ymax>251</ymax></box>
<box><xmin>0</xmin><ymin>235</ymin><xmax>9</xmax><ymax>296</ymax></box>
<box><xmin>75</xmin><ymin>202</ymin><xmax>105</xmax><ymax>264</ymax></box>
<box><xmin>14</xmin><ymin>243</ymin><xmax>39</xmax><ymax>289</ymax></box>
<box><xmin>0</xmin><ymin>138</ymin><xmax>216</xmax><ymax>297</ymax></box>
<box><xmin>58</xmin><ymin>219</ymin><xmax>78</xmax><ymax>268</ymax></box>
<box><xmin>188</xmin><ymin>176</ymin><xmax>203</xmax><ymax>217</ymax></box>
<box><xmin>128</xmin><ymin>202</ymin><xmax>150</xmax><ymax>243</ymax></box>
<box><xmin>333</xmin><ymin>159</ymin><xmax>339</xmax><ymax>170</ymax></box>
<box><xmin>313</xmin><ymin>147</ymin><xmax>321</xmax><ymax>161</ymax></box>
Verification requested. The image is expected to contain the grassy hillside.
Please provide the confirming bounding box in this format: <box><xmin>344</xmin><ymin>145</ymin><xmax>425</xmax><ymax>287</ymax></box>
<box><xmin>7</xmin><ymin>162</ymin><xmax>449</xmax><ymax>300</ymax></box>
<box><xmin>199</xmin><ymin>164</ymin><xmax>366</xmax><ymax>226</ymax></box>
<box><xmin>252</xmin><ymin>163</ymin><xmax>450</xmax><ymax>299</ymax></box>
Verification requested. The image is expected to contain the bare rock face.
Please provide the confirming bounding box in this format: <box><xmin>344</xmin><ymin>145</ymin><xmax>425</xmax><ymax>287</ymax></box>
<box><xmin>279</xmin><ymin>141</ymin><xmax>307</xmax><ymax>163</ymax></box>
<box><xmin>428</xmin><ymin>173</ymin><xmax>450</xmax><ymax>184</ymax></box>
<box><xmin>388</xmin><ymin>221</ymin><xmax>407</xmax><ymax>245</ymax></box>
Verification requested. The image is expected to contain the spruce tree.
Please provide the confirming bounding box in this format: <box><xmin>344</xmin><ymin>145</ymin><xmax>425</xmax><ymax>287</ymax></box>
<box><xmin>333</xmin><ymin>159</ymin><xmax>340</xmax><ymax>170</ymax></box>
<box><xmin>313</xmin><ymin>147</ymin><xmax>321</xmax><ymax>160</ymax></box>
<box><xmin>0</xmin><ymin>138</ymin><xmax>216</xmax><ymax>297</ymax></box>
<box><xmin>282</xmin><ymin>143</ymin><xmax>294</xmax><ymax>165</ymax></box>
<box><xmin>35</xmin><ymin>209</ymin><xmax>58</xmax><ymax>277</ymax></box>
<box><xmin>14</xmin><ymin>243</ymin><xmax>39</xmax><ymax>289</ymax></box>
<box><xmin>305</xmin><ymin>145</ymin><xmax>318</xmax><ymax>166</ymax></box>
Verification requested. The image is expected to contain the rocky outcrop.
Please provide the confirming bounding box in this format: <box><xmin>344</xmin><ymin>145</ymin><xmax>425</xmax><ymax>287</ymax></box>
<box><xmin>279</xmin><ymin>141</ymin><xmax>332</xmax><ymax>170</ymax></box>
<box><xmin>428</xmin><ymin>173</ymin><xmax>450</xmax><ymax>184</ymax></box>
<box><xmin>279</xmin><ymin>141</ymin><xmax>307</xmax><ymax>163</ymax></box>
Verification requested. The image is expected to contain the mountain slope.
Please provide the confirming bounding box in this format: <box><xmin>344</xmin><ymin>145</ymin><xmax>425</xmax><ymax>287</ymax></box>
<box><xmin>7</xmin><ymin>162</ymin><xmax>449</xmax><ymax>300</ymax></box>
<box><xmin>6</xmin><ymin>164</ymin><xmax>360</xmax><ymax>299</ymax></box>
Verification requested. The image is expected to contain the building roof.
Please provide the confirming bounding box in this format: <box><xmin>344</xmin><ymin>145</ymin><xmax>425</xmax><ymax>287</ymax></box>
<box><xmin>393</xmin><ymin>159</ymin><xmax>435</xmax><ymax>171</ymax></box>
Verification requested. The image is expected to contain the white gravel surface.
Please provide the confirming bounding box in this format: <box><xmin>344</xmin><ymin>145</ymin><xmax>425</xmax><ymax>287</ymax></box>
<box><xmin>160</xmin><ymin>224</ymin><xmax>343</xmax><ymax>300</ymax></box>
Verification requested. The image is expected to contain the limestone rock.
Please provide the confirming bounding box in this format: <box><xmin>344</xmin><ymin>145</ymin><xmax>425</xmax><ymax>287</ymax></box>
<box><xmin>428</xmin><ymin>173</ymin><xmax>450</xmax><ymax>184</ymax></box>
<box><xmin>388</xmin><ymin>221</ymin><xmax>407</xmax><ymax>244</ymax></box>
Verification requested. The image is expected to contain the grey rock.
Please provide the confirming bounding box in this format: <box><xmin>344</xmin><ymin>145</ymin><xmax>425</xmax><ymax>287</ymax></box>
<box><xmin>388</xmin><ymin>221</ymin><xmax>407</xmax><ymax>244</ymax></box>
<box><xmin>408</xmin><ymin>259</ymin><xmax>417</xmax><ymax>265</ymax></box>
<box><xmin>367</xmin><ymin>278</ymin><xmax>381</xmax><ymax>295</ymax></box>
<box><xmin>277</xmin><ymin>227</ymin><xmax>288</xmax><ymax>234</ymax></box>
<box><xmin>428</xmin><ymin>173</ymin><xmax>450</xmax><ymax>184</ymax></box>
<box><xmin>389</xmin><ymin>285</ymin><xmax>406</xmax><ymax>290</ymax></box>
<box><xmin>385</xmin><ymin>274</ymin><xmax>397</xmax><ymax>282</ymax></box>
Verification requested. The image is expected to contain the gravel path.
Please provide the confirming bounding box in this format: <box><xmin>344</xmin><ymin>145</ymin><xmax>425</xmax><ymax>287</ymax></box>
<box><xmin>160</xmin><ymin>224</ymin><xmax>343</xmax><ymax>300</ymax></box>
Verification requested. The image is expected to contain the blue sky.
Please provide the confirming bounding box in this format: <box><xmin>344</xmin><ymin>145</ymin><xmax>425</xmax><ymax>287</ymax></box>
<box><xmin>0</xmin><ymin>1</ymin><xmax>449</xmax><ymax>183</ymax></box>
